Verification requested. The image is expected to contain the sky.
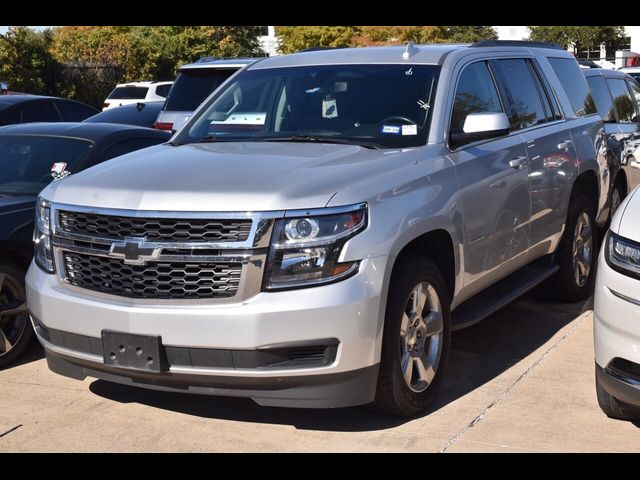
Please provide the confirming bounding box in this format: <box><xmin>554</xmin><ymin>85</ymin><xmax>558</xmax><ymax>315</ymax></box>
<box><xmin>0</xmin><ymin>26</ymin><xmax>52</xmax><ymax>34</ymax></box>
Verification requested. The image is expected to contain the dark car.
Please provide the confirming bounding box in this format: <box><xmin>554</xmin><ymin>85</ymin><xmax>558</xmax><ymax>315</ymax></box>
<box><xmin>0</xmin><ymin>95</ymin><xmax>99</xmax><ymax>126</ymax></box>
<box><xmin>583</xmin><ymin>68</ymin><xmax>640</xmax><ymax>222</ymax></box>
<box><xmin>0</xmin><ymin>122</ymin><xmax>170</xmax><ymax>368</ymax></box>
<box><xmin>83</xmin><ymin>101</ymin><xmax>164</xmax><ymax>128</ymax></box>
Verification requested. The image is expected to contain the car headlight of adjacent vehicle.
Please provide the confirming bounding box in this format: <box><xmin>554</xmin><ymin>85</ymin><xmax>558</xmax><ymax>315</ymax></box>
<box><xmin>263</xmin><ymin>203</ymin><xmax>368</xmax><ymax>290</ymax></box>
<box><xmin>606</xmin><ymin>232</ymin><xmax>640</xmax><ymax>278</ymax></box>
<box><xmin>34</xmin><ymin>198</ymin><xmax>54</xmax><ymax>273</ymax></box>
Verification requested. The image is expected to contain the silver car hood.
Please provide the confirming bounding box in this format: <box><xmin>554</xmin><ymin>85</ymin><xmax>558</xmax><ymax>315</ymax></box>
<box><xmin>41</xmin><ymin>142</ymin><xmax>419</xmax><ymax>212</ymax></box>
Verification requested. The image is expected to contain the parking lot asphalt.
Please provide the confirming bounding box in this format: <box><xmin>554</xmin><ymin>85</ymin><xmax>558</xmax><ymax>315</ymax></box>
<box><xmin>1</xmin><ymin>291</ymin><xmax>639</xmax><ymax>452</ymax></box>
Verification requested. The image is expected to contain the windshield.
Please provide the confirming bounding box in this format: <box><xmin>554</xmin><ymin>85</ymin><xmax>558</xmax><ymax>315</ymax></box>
<box><xmin>165</xmin><ymin>69</ymin><xmax>240</xmax><ymax>112</ymax></box>
<box><xmin>178</xmin><ymin>64</ymin><xmax>440</xmax><ymax>149</ymax></box>
<box><xmin>0</xmin><ymin>135</ymin><xmax>92</xmax><ymax>196</ymax></box>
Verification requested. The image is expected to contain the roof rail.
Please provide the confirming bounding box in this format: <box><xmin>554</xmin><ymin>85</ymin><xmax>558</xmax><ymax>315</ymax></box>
<box><xmin>470</xmin><ymin>40</ymin><xmax>563</xmax><ymax>50</ymax></box>
<box><xmin>297</xmin><ymin>47</ymin><xmax>346</xmax><ymax>53</ymax></box>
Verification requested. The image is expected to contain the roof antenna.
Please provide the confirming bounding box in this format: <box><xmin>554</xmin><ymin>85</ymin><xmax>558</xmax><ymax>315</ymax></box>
<box><xmin>403</xmin><ymin>41</ymin><xmax>420</xmax><ymax>60</ymax></box>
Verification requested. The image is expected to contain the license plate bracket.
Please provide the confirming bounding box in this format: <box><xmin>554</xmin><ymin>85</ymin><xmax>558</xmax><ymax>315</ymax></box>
<box><xmin>102</xmin><ymin>330</ymin><xmax>167</xmax><ymax>373</ymax></box>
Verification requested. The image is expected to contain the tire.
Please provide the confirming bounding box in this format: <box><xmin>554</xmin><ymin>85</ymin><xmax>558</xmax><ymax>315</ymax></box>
<box><xmin>596</xmin><ymin>367</ymin><xmax>640</xmax><ymax>421</ymax></box>
<box><xmin>373</xmin><ymin>255</ymin><xmax>451</xmax><ymax>417</ymax></box>
<box><xmin>610</xmin><ymin>178</ymin><xmax>625</xmax><ymax>221</ymax></box>
<box><xmin>0</xmin><ymin>260</ymin><xmax>31</xmax><ymax>369</ymax></box>
<box><xmin>548</xmin><ymin>193</ymin><xmax>597</xmax><ymax>302</ymax></box>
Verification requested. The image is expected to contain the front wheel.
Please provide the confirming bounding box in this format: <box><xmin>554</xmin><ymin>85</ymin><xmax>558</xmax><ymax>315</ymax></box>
<box><xmin>0</xmin><ymin>260</ymin><xmax>31</xmax><ymax>369</ymax></box>
<box><xmin>373</xmin><ymin>255</ymin><xmax>451</xmax><ymax>417</ymax></box>
<box><xmin>548</xmin><ymin>194</ymin><xmax>597</xmax><ymax>302</ymax></box>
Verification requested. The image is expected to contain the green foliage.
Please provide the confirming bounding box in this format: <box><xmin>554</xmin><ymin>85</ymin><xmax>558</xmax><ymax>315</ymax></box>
<box><xmin>275</xmin><ymin>26</ymin><xmax>360</xmax><ymax>53</ymax></box>
<box><xmin>0</xmin><ymin>26</ymin><xmax>56</xmax><ymax>94</ymax></box>
<box><xmin>528</xmin><ymin>26</ymin><xmax>627</xmax><ymax>51</ymax></box>
<box><xmin>275</xmin><ymin>26</ymin><xmax>498</xmax><ymax>52</ymax></box>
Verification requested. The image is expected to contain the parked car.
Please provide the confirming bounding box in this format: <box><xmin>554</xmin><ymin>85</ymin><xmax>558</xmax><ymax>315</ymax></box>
<box><xmin>154</xmin><ymin>58</ymin><xmax>257</xmax><ymax>132</ymax></box>
<box><xmin>619</xmin><ymin>66</ymin><xmax>640</xmax><ymax>83</ymax></box>
<box><xmin>0</xmin><ymin>95</ymin><xmax>99</xmax><ymax>126</ymax></box>
<box><xmin>103</xmin><ymin>81</ymin><xmax>173</xmax><ymax>111</ymax></box>
<box><xmin>27</xmin><ymin>41</ymin><xmax>607</xmax><ymax>416</ymax></box>
<box><xmin>84</xmin><ymin>101</ymin><xmax>164</xmax><ymax>128</ymax></box>
<box><xmin>0</xmin><ymin>122</ymin><xmax>170</xmax><ymax>369</ymax></box>
<box><xmin>595</xmin><ymin>186</ymin><xmax>640</xmax><ymax>421</ymax></box>
<box><xmin>584</xmin><ymin>68</ymin><xmax>640</xmax><ymax>221</ymax></box>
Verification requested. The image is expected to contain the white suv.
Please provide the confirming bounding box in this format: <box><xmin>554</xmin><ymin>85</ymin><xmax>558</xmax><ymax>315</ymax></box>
<box><xmin>619</xmin><ymin>66</ymin><xmax>640</xmax><ymax>84</ymax></box>
<box><xmin>102</xmin><ymin>81</ymin><xmax>173</xmax><ymax>111</ymax></box>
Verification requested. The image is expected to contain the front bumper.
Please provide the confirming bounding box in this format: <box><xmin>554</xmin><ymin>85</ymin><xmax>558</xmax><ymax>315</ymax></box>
<box><xmin>26</xmin><ymin>256</ymin><xmax>391</xmax><ymax>408</ymax></box>
<box><xmin>594</xmin><ymin>246</ymin><xmax>640</xmax><ymax>370</ymax></box>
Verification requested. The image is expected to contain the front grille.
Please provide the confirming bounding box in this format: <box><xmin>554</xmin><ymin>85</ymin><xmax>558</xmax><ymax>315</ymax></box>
<box><xmin>58</xmin><ymin>211</ymin><xmax>252</xmax><ymax>243</ymax></box>
<box><xmin>63</xmin><ymin>252</ymin><xmax>241</xmax><ymax>299</ymax></box>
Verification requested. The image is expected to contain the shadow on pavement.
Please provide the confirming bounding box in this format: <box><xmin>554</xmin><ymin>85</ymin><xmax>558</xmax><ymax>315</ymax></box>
<box><xmin>89</xmin><ymin>290</ymin><xmax>593</xmax><ymax>432</ymax></box>
<box><xmin>2</xmin><ymin>338</ymin><xmax>44</xmax><ymax>370</ymax></box>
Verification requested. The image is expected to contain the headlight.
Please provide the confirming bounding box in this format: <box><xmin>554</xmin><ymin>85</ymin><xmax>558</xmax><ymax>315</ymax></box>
<box><xmin>263</xmin><ymin>203</ymin><xmax>367</xmax><ymax>290</ymax></box>
<box><xmin>607</xmin><ymin>232</ymin><xmax>640</xmax><ymax>278</ymax></box>
<box><xmin>33</xmin><ymin>198</ymin><xmax>54</xmax><ymax>273</ymax></box>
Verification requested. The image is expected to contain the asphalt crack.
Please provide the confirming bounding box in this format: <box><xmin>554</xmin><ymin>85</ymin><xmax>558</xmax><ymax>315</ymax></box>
<box><xmin>0</xmin><ymin>424</ymin><xmax>22</xmax><ymax>438</ymax></box>
<box><xmin>439</xmin><ymin>311</ymin><xmax>591</xmax><ymax>453</ymax></box>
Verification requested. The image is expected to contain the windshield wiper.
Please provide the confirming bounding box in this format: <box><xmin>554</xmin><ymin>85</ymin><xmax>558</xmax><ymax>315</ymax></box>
<box><xmin>261</xmin><ymin>135</ymin><xmax>380</xmax><ymax>149</ymax></box>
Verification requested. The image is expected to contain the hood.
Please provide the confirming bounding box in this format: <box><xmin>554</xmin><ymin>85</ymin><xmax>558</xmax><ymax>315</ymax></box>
<box><xmin>615</xmin><ymin>186</ymin><xmax>640</xmax><ymax>241</ymax></box>
<box><xmin>0</xmin><ymin>195</ymin><xmax>36</xmax><ymax>215</ymax></box>
<box><xmin>41</xmin><ymin>142</ymin><xmax>418</xmax><ymax>212</ymax></box>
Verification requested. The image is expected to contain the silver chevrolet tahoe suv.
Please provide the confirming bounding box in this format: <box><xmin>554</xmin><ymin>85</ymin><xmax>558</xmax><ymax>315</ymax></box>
<box><xmin>26</xmin><ymin>41</ymin><xmax>607</xmax><ymax>416</ymax></box>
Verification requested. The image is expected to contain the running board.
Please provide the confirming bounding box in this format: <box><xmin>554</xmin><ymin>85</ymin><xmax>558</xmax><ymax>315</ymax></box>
<box><xmin>451</xmin><ymin>258</ymin><xmax>559</xmax><ymax>331</ymax></box>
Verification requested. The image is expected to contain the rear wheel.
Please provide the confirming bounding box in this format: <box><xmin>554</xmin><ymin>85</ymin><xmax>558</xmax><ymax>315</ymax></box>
<box><xmin>0</xmin><ymin>261</ymin><xmax>30</xmax><ymax>369</ymax></box>
<box><xmin>373</xmin><ymin>255</ymin><xmax>451</xmax><ymax>417</ymax></box>
<box><xmin>596</xmin><ymin>368</ymin><xmax>640</xmax><ymax>421</ymax></box>
<box><xmin>547</xmin><ymin>194</ymin><xmax>596</xmax><ymax>302</ymax></box>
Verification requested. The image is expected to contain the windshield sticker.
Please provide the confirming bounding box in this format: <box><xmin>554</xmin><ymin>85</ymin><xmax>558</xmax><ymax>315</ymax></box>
<box><xmin>381</xmin><ymin>125</ymin><xmax>401</xmax><ymax>135</ymax></box>
<box><xmin>405</xmin><ymin>67</ymin><xmax>413</xmax><ymax>76</ymax></box>
<box><xmin>402</xmin><ymin>125</ymin><xmax>418</xmax><ymax>136</ymax></box>
<box><xmin>322</xmin><ymin>97</ymin><xmax>338</xmax><ymax>118</ymax></box>
<box><xmin>51</xmin><ymin>162</ymin><xmax>70</xmax><ymax>180</ymax></box>
<box><xmin>417</xmin><ymin>99</ymin><xmax>430</xmax><ymax>110</ymax></box>
<box><xmin>305</xmin><ymin>87</ymin><xmax>320</xmax><ymax>94</ymax></box>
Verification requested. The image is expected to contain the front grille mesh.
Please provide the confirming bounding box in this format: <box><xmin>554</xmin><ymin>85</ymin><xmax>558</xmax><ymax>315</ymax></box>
<box><xmin>58</xmin><ymin>211</ymin><xmax>252</xmax><ymax>243</ymax></box>
<box><xmin>63</xmin><ymin>252</ymin><xmax>241</xmax><ymax>299</ymax></box>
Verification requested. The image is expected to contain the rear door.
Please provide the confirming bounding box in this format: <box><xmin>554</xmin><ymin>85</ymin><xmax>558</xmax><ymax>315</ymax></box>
<box><xmin>620</xmin><ymin>78</ymin><xmax>640</xmax><ymax>191</ymax></box>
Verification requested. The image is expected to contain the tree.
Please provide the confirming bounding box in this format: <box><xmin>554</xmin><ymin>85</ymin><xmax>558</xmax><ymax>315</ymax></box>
<box><xmin>528</xmin><ymin>26</ymin><xmax>627</xmax><ymax>54</ymax></box>
<box><xmin>439</xmin><ymin>26</ymin><xmax>498</xmax><ymax>43</ymax></box>
<box><xmin>275</xmin><ymin>26</ymin><xmax>359</xmax><ymax>53</ymax></box>
<box><xmin>0</xmin><ymin>26</ymin><xmax>56</xmax><ymax>95</ymax></box>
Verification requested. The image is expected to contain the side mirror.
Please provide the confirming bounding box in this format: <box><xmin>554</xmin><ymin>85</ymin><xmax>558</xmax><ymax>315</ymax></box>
<box><xmin>450</xmin><ymin>112</ymin><xmax>510</xmax><ymax>148</ymax></box>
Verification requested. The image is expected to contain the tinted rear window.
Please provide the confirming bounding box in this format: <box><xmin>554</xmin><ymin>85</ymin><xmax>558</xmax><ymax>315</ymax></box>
<box><xmin>586</xmin><ymin>76</ymin><xmax>616</xmax><ymax>122</ymax></box>
<box><xmin>548</xmin><ymin>58</ymin><xmax>596</xmax><ymax>117</ymax></box>
<box><xmin>165</xmin><ymin>69</ymin><xmax>238</xmax><ymax>112</ymax></box>
<box><xmin>108</xmin><ymin>86</ymin><xmax>149</xmax><ymax>100</ymax></box>
<box><xmin>606</xmin><ymin>78</ymin><xmax>637</xmax><ymax>123</ymax></box>
<box><xmin>84</xmin><ymin>102</ymin><xmax>163</xmax><ymax>127</ymax></box>
<box><xmin>55</xmin><ymin>100</ymin><xmax>98</xmax><ymax>121</ymax></box>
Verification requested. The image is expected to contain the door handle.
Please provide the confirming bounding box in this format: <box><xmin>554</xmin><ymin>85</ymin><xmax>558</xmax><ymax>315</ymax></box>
<box><xmin>557</xmin><ymin>140</ymin><xmax>573</xmax><ymax>152</ymax></box>
<box><xmin>509</xmin><ymin>156</ymin><xmax>528</xmax><ymax>169</ymax></box>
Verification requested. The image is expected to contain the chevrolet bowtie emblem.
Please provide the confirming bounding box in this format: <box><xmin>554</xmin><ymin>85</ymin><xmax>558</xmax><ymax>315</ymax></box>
<box><xmin>109</xmin><ymin>237</ymin><xmax>161</xmax><ymax>265</ymax></box>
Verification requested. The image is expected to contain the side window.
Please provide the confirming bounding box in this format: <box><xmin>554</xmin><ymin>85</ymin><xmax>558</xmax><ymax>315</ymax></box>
<box><xmin>451</xmin><ymin>61</ymin><xmax>503</xmax><ymax>132</ymax></box>
<box><xmin>625</xmin><ymin>79</ymin><xmax>640</xmax><ymax>121</ymax></box>
<box><xmin>494</xmin><ymin>59</ymin><xmax>547</xmax><ymax>130</ymax></box>
<box><xmin>21</xmin><ymin>102</ymin><xmax>60</xmax><ymax>123</ymax></box>
<box><xmin>606</xmin><ymin>78</ymin><xmax>637</xmax><ymax>123</ymax></box>
<box><xmin>55</xmin><ymin>101</ymin><xmax>97</xmax><ymax>121</ymax></box>
<box><xmin>586</xmin><ymin>76</ymin><xmax>616</xmax><ymax>123</ymax></box>
<box><xmin>155</xmin><ymin>84</ymin><xmax>171</xmax><ymax>97</ymax></box>
<box><xmin>0</xmin><ymin>107</ymin><xmax>21</xmax><ymax>125</ymax></box>
<box><xmin>93</xmin><ymin>138</ymin><xmax>165</xmax><ymax>166</ymax></box>
<box><xmin>548</xmin><ymin>57</ymin><xmax>596</xmax><ymax>117</ymax></box>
